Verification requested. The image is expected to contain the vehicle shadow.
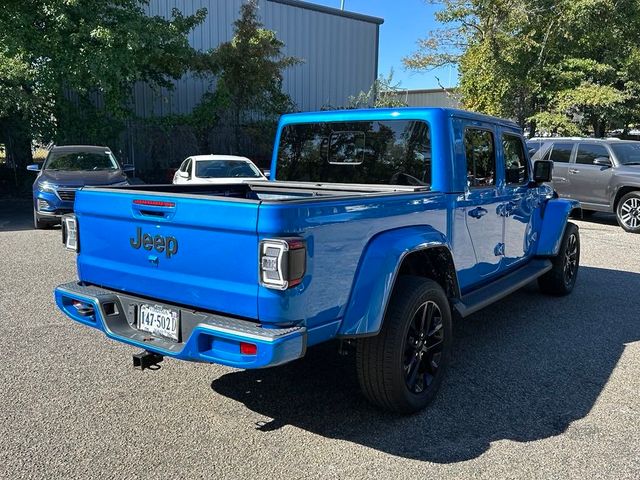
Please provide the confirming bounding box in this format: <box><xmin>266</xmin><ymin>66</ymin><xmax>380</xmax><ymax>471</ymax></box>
<box><xmin>211</xmin><ymin>266</ymin><xmax>640</xmax><ymax>463</ymax></box>
<box><xmin>580</xmin><ymin>212</ymin><xmax>619</xmax><ymax>227</ymax></box>
<box><xmin>0</xmin><ymin>199</ymin><xmax>38</xmax><ymax>232</ymax></box>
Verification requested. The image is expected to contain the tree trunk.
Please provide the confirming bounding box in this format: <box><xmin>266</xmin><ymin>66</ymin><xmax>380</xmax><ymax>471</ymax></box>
<box><xmin>593</xmin><ymin>118</ymin><xmax>606</xmax><ymax>138</ymax></box>
<box><xmin>529</xmin><ymin>119</ymin><xmax>537</xmax><ymax>139</ymax></box>
<box><xmin>4</xmin><ymin>114</ymin><xmax>33</xmax><ymax>169</ymax></box>
<box><xmin>233</xmin><ymin>108</ymin><xmax>241</xmax><ymax>155</ymax></box>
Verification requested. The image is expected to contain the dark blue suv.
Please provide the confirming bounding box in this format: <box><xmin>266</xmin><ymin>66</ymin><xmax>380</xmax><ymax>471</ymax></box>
<box><xmin>27</xmin><ymin>145</ymin><xmax>133</xmax><ymax>229</ymax></box>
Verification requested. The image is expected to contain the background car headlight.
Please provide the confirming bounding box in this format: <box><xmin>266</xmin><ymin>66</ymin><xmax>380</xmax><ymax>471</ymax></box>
<box><xmin>38</xmin><ymin>182</ymin><xmax>57</xmax><ymax>193</ymax></box>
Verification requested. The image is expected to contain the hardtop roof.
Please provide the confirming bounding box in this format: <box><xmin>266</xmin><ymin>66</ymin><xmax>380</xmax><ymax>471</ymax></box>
<box><xmin>279</xmin><ymin>107</ymin><xmax>520</xmax><ymax>130</ymax></box>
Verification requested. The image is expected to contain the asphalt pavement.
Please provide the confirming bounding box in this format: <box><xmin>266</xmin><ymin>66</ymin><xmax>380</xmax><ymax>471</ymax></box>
<box><xmin>1</xmin><ymin>199</ymin><xmax>638</xmax><ymax>479</ymax></box>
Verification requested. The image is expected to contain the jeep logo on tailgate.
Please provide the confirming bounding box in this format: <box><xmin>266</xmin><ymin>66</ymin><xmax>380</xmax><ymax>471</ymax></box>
<box><xmin>130</xmin><ymin>227</ymin><xmax>178</xmax><ymax>258</ymax></box>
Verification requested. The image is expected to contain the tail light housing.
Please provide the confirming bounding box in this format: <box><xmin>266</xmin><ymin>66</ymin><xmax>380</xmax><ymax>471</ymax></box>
<box><xmin>61</xmin><ymin>214</ymin><xmax>79</xmax><ymax>252</ymax></box>
<box><xmin>259</xmin><ymin>238</ymin><xmax>306</xmax><ymax>290</ymax></box>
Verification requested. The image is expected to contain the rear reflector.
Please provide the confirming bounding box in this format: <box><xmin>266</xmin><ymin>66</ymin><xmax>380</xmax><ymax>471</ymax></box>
<box><xmin>133</xmin><ymin>199</ymin><xmax>175</xmax><ymax>207</ymax></box>
<box><xmin>240</xmin><ymin>342</ymin><xmax>257</xmax><ymax>355</ymax></box>
<box><xmin>72</xmin><ymin>300</ymin><xmax>94</xmax><ymax>317</ymax></box>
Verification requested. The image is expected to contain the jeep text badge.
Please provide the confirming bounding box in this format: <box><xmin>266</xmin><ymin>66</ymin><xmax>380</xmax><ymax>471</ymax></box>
<box><xmin>130</xmin><ymin>227</ymin><xmax>178</xmax><ymax>258</ymax></box>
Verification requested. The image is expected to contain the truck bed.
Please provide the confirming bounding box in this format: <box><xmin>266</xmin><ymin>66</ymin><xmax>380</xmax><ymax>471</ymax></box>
<box><xmin>72</xmin><ymin>180</ymin><xmax>444</xmax><ymax>333</ymax></box>
<box><xmin>103</xmin><ymin>180</ymin><xmax>429</xmax><ymax>203</ymax></box>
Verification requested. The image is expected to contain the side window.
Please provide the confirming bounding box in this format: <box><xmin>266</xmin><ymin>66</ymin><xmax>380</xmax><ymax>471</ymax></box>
<box><xmin>576</xmin><ymin>144</ymin><xmax>610</xmax><ymax>165</ymax></box>
<box><xmin>185</xmin><ymin>158</ymin><xmax>192</xmax><ymax>177</ymax></box>
<box><xmin>548</xmin><ymin>143</ymin><xmax>574</xmax><ymax>163</ymax></box>
<box><xmin>464</xmin><ymin>128</ymin><xmax>496</xmax><ymax>188</ymax></box>
<box><xmin>503</xmin><ymin>134</ymin><xmax>529</xmax><ymax>185</ymax></box>
<box><xmin>179</xmin><ymin>159</ymin><xmax>188</xmax><ymax>172</ymax></box>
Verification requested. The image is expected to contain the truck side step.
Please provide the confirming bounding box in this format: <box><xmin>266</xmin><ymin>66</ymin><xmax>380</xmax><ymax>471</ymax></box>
<box><xmin>453</xmin><ymin>259</ymin><xmax>553</xmax><ymax>318</ymax></box>
<box><xmin>133</xmin><ymin>350</ymin><xmax>164</xmax><ymax>370</ymax></box>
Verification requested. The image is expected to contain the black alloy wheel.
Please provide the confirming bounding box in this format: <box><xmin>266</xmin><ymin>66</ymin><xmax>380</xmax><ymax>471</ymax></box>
<box><xmin>403</xmin><ymin>300</ymin><xmax>444</xmax><ymax>394</ymax></box>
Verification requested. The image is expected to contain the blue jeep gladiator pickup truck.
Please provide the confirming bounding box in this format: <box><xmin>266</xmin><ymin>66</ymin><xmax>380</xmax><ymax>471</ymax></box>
<box><xmin>55</xmin><ymin>108</ymin><xmax>580</xmax><ymax>413</ymax></box>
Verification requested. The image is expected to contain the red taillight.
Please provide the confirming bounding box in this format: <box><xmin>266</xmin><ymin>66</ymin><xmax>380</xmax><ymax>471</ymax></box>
<box><xmin>133</xmin><ymin>199</ymin><xmax>175</xmax><ymax>207</ymax></box>
<box><xmin>240</xmin><ymin>342</ymin><xmax>257</xmax><ymax>355</ymax></box>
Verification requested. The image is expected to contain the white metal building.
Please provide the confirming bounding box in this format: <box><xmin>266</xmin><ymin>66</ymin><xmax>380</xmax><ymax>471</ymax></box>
<box><xmin>393</xmin><ymin>88</ymin><xmax>461</xmax><ymax>109</ymax></box>
<box><xmin>134</xmin><ymin>0</ymin><xmax>384</xmax><ymax>116</ymax></box>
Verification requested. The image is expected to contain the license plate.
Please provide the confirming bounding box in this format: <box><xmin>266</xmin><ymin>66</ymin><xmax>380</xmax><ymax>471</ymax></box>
<box><xmin>138</xmin><ymin>304</ymin><xmax>180</xmax><ymax>341</ymax></box>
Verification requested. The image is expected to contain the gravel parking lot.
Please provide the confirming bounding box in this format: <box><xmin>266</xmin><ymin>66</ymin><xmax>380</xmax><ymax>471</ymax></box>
<box><xmin>1</xmin><ymin>200</ymin><xmax>638</xmax><ymax>480</ymax></box>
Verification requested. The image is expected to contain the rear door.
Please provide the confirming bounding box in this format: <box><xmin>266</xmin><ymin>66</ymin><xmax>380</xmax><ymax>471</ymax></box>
<box><xmin>74</xmin><ymin>188</ymin><xmax>260</xmax><ymax>318</ymax></box>
<box><xmin>569</xmin><ymin>143</ymin><xmax>614</xmax><ymax>207</ymax></box>
<box><xmin>547</xmin><ymin>142</ymin><xmax>576</xmax><ymax>198</ymax></box>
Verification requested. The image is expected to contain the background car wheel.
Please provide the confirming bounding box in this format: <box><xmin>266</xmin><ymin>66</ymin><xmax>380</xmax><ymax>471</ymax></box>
<box><xmin>616</xmin><ymin>192</ymin><xmax>640</xmax><ymax>233</ymax></box>
<box><xmin>538</xmin><ymin>222</ymin><xmax>580</xmax><ymax>296</ymax></box>
<box><xmin>356</xmin><ymin>276</ymin><xmax>452</xmax><ymax>414</ymax></box>
<box><xmin>33</xmin><ymin>208</ymin><xmax>52</xmax><ymax>230</ymax></box>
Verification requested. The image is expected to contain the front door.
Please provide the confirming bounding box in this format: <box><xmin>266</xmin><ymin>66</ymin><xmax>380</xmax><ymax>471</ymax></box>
<box><xmin>501</xmin><ymin>132</ymin><xmax>537</xmax><ymax>268</ymax></box>
<box><xmin>569</xmin><ymin>143</ymin><xmax>614</xmax><ymax>207</ymax></box>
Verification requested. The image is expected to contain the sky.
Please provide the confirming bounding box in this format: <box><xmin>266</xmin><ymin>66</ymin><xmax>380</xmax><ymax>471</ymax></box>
<box><xmin>309</xmin><ymin>0</ymin><xmax>458</xmax><ymax>90</ymax></box>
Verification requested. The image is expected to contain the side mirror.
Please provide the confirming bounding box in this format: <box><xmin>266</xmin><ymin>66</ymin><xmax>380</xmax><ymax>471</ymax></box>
<box><xmin>27</xmin><ymin>164</ymin><xmax>41</xmax><ymax>172</ymax></box>
<box><xmin>593</xmin><ymin>157</ymin><xmax>612</xmax><ymax>167</ymax></box>
<box><xmin>533</xmin><ymin>160</ymin><xmax>553</xmax><ymax>183</ymax></box>
<box><xmin>178</xmin><ymin>170</ymin><xmax>189</xmax><ymax>179</ymax></box>
<box><xmin>122</xmin><ymin>164</ymin><xmax>135</xmax><ymax>174</ymax></box>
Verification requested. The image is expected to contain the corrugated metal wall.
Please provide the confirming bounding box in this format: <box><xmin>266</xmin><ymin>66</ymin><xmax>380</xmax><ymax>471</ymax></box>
<box><xmin>393</xmin><ymin>89</ymin><xmax>461</xmax><ymax>108</ymax></box>
<box><xmin>133</xmin><ymin>0</ymin><xmax>381</xmax><ymax>117</ymax></box>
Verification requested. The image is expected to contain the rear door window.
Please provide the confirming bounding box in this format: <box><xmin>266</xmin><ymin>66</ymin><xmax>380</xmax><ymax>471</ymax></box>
<box><xmin>548</xmin><ymin>143</ymin><xmax>575</xmax><ymax>163</ymax></box>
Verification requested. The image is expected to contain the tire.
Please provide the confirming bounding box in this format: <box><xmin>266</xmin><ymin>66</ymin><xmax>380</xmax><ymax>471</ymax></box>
<box><xmin>33</xmin><ymin>208</ymin><xmax>51</xmax><ymax>230</ymax></box>
<box><xmin>356</xmin><ymin>276</ymin><xmax>453</xmax><ymax>414</ymax></box>
<box><xmin>538</xmin><ymin>222</ymin><xmax>580</xmax><ymax>295</ymax></box>
<box><xmin>616</xmin><ymin>191</ymin><xmax>640</xmax><ymax>233</ymax></box>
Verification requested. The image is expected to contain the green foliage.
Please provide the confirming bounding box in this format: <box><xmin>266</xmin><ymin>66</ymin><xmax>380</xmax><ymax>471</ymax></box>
<box><xmin>346</xmin><ymin>71</ymin><xmax>409</xmax><ymax>109</ymax></box>
<box><xmin>405</xmin><ymin>0</ymin><xmax>640</xmax><ymax>136</ymax></box>
<box><xmin>191</xmin><ymin>0</ymin><xmax>300</xmax><ymax>153</ymax></box>
<box><xmin>0</xmin><ymin>0</ymin><xmax>206</xmax><ymax>164</ymax></box>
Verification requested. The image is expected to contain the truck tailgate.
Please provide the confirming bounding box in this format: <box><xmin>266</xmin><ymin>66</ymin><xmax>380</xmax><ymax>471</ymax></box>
<box><xmin>74</xmin><ymin>188</ymin><xmax>259</xmax><ymax>319</ymax></box>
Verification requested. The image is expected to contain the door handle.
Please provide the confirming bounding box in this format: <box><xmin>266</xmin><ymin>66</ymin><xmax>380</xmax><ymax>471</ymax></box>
<box><xmin>568</xmin><ymin>168</ymin><xmax>580</xmax><ymax>174</ymax></box>
<box><xmin>468</xmin><ymin>206</ymin><xmax>488</xmax><ymax>219</ymax></box>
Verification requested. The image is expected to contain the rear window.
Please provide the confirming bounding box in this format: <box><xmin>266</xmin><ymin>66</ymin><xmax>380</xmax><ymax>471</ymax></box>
<box><xmin>195</xmin><ymin>160</ymin><xmax>261</xmax><ymax>178</ymax></box>
<box><xmin>527</xmin><ymin>140</ymin><xmax>543</xmax><ymax>156</ymax></box>
<box><xmin>276</xmin><ymin>120</ymin><xmax>432</xmax><ymax>187</ymax></box>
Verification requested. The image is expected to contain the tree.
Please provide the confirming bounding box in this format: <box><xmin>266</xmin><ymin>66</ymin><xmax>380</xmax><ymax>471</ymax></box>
<box><xmin>346</xmin><ymin>70</ymin><xmax>409</xmax><ymax>109</ymax></box>
<box><xmin>0</xmin><ymin>0</ymin><xmax>206</xmax><ymax>167</ymax></box>
<box><xmin>192</xmin><ymin>0</ymin><xmax>300</xmax><ymax>154</ymax></box>
<box><xmin>404</xmin><ymin>0</ymin><xmax>640</xmax><ymax>137</ymax></box>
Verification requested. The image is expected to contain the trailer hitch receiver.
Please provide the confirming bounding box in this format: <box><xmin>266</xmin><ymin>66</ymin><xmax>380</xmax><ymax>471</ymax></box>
<box><xmin>133</xmin><ymin>350</ymin><xmax>164</xmax><ymax>370</ymax></box>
